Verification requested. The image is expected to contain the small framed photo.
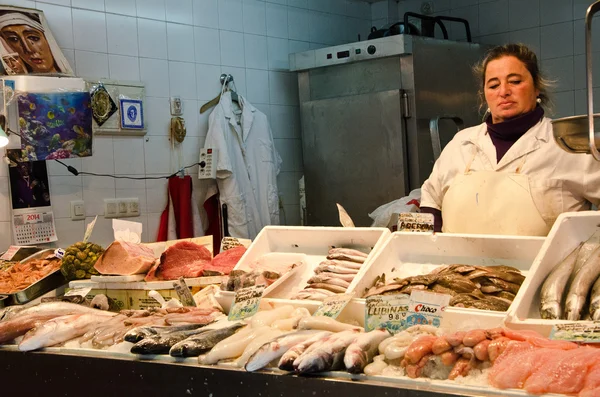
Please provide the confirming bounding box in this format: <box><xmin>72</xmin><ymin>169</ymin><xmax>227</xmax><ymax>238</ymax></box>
<box><xmin>119</xmin><ymin>98</ymin><xmax>144</xmax><ymax>130</ymax></box>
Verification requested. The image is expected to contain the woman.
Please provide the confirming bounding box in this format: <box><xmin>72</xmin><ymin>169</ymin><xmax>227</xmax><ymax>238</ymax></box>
<box><xmin>420</xmin><ymin>43</ymin><xmax>600</xmax><ymax>236</ymax></box>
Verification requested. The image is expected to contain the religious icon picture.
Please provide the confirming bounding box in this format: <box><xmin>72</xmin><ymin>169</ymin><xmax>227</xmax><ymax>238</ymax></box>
<box><xmin>90</xmin><ymin>83</ymin><xmax>117</xmax><ymax>127</ymax></box>
<box><xmin>0</xmin><ymin>6</ymin><xmax>74</xmax><ymax>76</ymax></box>
<box><xmin>7</xmin><ymin>150</ymin><xmax>51</xmax><ymax>210</ymax></box>
<box><xmin>119</xmin><ymin>98</ymin><xmax>144</xmax><ymax>130</ymax></box>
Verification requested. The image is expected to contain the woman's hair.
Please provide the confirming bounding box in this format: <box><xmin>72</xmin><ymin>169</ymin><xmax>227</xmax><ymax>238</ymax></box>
<box><xmin>473</xmin><ymin>43</ymin><xmax>554</xmax><ymax>113</ymax></box>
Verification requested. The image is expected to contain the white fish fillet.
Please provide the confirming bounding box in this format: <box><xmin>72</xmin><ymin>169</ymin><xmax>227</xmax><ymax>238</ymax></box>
<box><xmin>245</xmin><ymin>330</ymin><xmax>320</xmax><ymax>372</ymax></box>
<box><xmin>250</xmin><ymin>306</ymin><xmax>294</xmax><ymax>328</ymax></box>
<box><xmin>298</xmin><ymin>316</ymin><xmax>363</xmax><ymax>333</ymax></box>
<box><xmin>344</xmin><ymin>329</ymin><xmax>391</xmax><ymax>373</ymax></box>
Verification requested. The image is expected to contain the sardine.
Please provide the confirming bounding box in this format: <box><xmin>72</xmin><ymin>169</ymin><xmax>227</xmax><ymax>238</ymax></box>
<box><xmin>295</xmin><ymin>330</ymin><xmax>361</xmax><ymax>374</ymax></box>
<box><xmin>317</xmin><ymin>271</ymin><xmax>356</xmax><ymax>283</ymax></box>
<box><xmin>278</xmin><ymin>331</ymin><xmax>332</xmax><ymax>370</ymax></box>
<box><xmin>315</xmin><ymin>263</ymin><xmax>358</xmax><ymax>274</ymax></box>
<box><xmin>329</xmin><ymin>248</ymin><xmax>368</xmax><ymax>258</ymax></box>
<box><xmin>343</xmin><ymin>329</ymin><xmax>391</xmax><ymax>374</ymax></box>
<box><xmin>131</xmin><ymin>325</ymin><xmax>211</xmax><ymax>355</ymax></box>
<box><xmin>170</xmin><ymin>323</ymin><xmax>246</xmax><ymax>357</ymax></box>
<box><xmin>19</xmin><ymin>312</ymin><xmax>115</xmax><ymax>351</ymax></box>
<box><xmin>245</xmin><ymin>330</ymin><xmax>321</xmax><ymax>372</ymax></box>
<box><xmin>321</xmin><ymin>259</ymin><xmax>363</xmax><ymax>270</ymax></box>
<box><xmin>565</xmin><ymin>246</ymin><xmax>600</xmax><ymax>320</ymax></box>
<box><xmin>539</xmin><ymin>244</ymin><xmax>583</xmax><ymax>319</ymax></box>
<box><xmin>298</xmin><ymin>316</ymin><xmax>363</xmax><ymax>333</ymax></box>
<box><xmin>306</xmin><ymin>283</ymin><xmax>347</xmax><ymax>294</ymax></box>
<box><xmin>0</xmin><ymin>302</ymin><xmax>108</xmax><ymax>344</ymax></box>
<box><xmin>307</xmin><ymin>275</ymin><xmax>350</xmax><ymax>289</ymax></box>
<box><xmin>590</xmin><ymin>276</ymin><xmax>600</xmax><ymax>320</ymax></box>
<box><xmin>326</xmin><ymin>253</ymin><xmax>366</xmax><ymax>264</ymax></box>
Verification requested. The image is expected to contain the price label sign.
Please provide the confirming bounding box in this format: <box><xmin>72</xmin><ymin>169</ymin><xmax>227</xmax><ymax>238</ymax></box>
<box><xmin>65</xmin><ymin>287</ymin><xmax>92</xmax><ymax>298</ymax></box>
<box><xmin>173</xmin><ymin>277</ymin><xmax>197</xmax><ymax>307</ymax></box>
<box><xmin>1</xmin><ymin>246</ymin><xmax>22</xmax><ymax>261</ymax></box>
<box><xmin>220</xmin><ymin>236</ymin><xmax>251</xmax><ymax>252</ymax></box>
<box><xmin>83</xmin><ymin>215</ymin><xmax>98</xmax><ymax>243</ymax></box>
<box><xmin>228</xmin><ymin>285</ymin><xmax>265</xmax><ymax>321</ymax></box>
<box><xmin>406</xmin><ymin>290</ymin><xmax>450</xmax><ymax>328</ymax></box>
<box><xmin>54</xmin><ymin>248</ymin><xmax>66</xmax><ymax>259</ymax></box>
<box><xmin>397</xmin><ymin>213</ymin><xmax>434</xmax><ymax>233</ymax></box>
<box><xmin>365</xmin><ymin>294</ymin><xmax>410</xmax><ymax>334</ymax></box>
<box><xmin>550</xmin><ymin>321</ymin><xmax>600</xmax><ymax>343</ymax></box>
<box><xmin>313</xmin><ymin>293</ymin><xmax>354</xmax><ymax>319</ymax></box>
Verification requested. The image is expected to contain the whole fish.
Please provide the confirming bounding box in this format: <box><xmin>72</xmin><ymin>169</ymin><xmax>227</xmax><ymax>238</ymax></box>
<box><xmin>245</xmin><ymin>330</ymin><xmax>321</xmax><ymax>372</ymax></box>
<box><xmin>565</xmin><ymin>246</ymin><xmax>600</xmax><ymax>320</ymax></box>
<box><xmin>343</xmin><ymin>329</ymin><xmax>391</xmax><ymax>374</ymax></box>
<box><xmin>326</xmin><ymin>254</ymin><xmax>366</xmax><ymax>263</ymax></box>
<box><xmin>278</xmin><ymin>331</ymin><xmax>332</xmax><ymax>371</ymax></box>
<box><xmin>131</xmin><ymin>325</ymin><xmax>211</xmax><ymax>355</ymax></box>
<box><xmin>321</xmin><ymin>259</ymin><xmax>363</xmax><ymax>270</ymax></box>
<box><xmin>169</xmin><ymin>323</ymin><xmax>246</xmax><ymax>357</ymax></box>
<box><xmin>297</xmin><ymin>316</ymin><xmax>363</xmax><ymax>333</ymax></box>
<box><xmin>0</xmin><ymin>302</ymin><xmax>108</xmax><ymax>344</ymax></box>
<box><xmin>200</xmin><ymin>326</ymin><xmax>261</xmax><ymax>365</ymax></box>
<box><xmin>124</xmin><ymin>323</ymin><xmax>209</xmax><ymax>344</ymax></box>
<box><xmin>251</xmin><ymin>306</ymin><xmax>295</xmax><ymax>328</ymax></box>
<box><xmin>307</xmin><ymin>275</ymin><xmax>351</xmax><ymax>289</ymax></box>
<box><xmin>539</xmin><ymin>243</ymin><xmax>582</xmax><ymax>319</ymax></box>
<box><xmin>589</xmin><ymin>276</ymin><xmax>600</xmax><ymax>320</ymax></box>
<box><xmin>317</xmin><ymin>272</ymin><xmax>356</xmax><ymax>283</ymax></box>
<box><xmin>295</xmin><ymin>330</ymin><xmax>361</xmax><ymax>374</ymax></box>
<box><xmin>19</xmin><ymin>312</ymin><xmax>115</xmax><ymax>351</ymax></box>
<box><xmin>315</xmin><ymin>263</ymin><xmax>358</xmax><ymax>274</ymax></box>
<box><xmin>307</xmin><ymin>283</ymin><xmax>347</xmax><ymax>294</ymax></box>
<box><xmin>236</xmin><ymin>328</ymin><xmax>284</xmax><ymax>367</ymax></box>
<box><xmin>328</xmin><ymin>248</ymin><xmax>368</xmax><ymax>258</ymax></box>
<box><xmin>573</xmin><ymin>230</ymin><xmax>600</xmax><ymax>274</ymax></box>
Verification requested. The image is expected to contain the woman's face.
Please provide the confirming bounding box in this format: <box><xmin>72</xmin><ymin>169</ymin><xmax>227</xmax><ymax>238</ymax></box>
<box><xmin>3</xmin><ymin>54</ymin><xmax>26</xmax><ymax>74</ymax></box>
<box><xmin>1</xmin><ymin>24</ymin><xmax>56</xmax><ymax>73</ymax></box>
<box><xmin>484</xmin><ymin>55</ymin><xmax>539</xmax><ymax>123</ymax></box>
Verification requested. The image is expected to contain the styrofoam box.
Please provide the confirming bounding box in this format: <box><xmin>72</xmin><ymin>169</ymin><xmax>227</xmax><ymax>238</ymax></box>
<box><xmin>506</xmin><ymin>211</ymin><xmax>600</xmax><ymax>336</ymax></box>
<box><xmin>346</xmin><ymin>231</ymin><xmax>545</xmax><ymax>330</ymax></box>
<box><xmin>215</xmin><ymin>226</ymin><xmax>391</xmax><ymax>313</ymax></box>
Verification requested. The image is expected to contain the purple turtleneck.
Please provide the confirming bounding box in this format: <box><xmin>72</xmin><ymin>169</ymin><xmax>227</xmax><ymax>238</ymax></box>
<box><xmin>421</xmin><ymin>106</ymin><xmax>545</xmax><ymax>232</ymax></box>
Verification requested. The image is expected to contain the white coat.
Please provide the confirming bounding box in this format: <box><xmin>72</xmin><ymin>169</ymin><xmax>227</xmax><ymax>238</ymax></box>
<box><xmin>421</xmin><ymin>117</ymin><xmax>600</xmax><ymax>229</ymax></box>
<box><xmin>204</xmin><ymin>92</ymin><xmax>282</xmax><ymax>239</ymax></box>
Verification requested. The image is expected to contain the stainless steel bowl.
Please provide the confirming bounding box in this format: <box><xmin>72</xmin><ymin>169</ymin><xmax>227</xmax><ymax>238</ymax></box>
<box><xmin>552</xmin><ymin>114</ymin><xmax>600</xmax><ymax>153</ymax></box>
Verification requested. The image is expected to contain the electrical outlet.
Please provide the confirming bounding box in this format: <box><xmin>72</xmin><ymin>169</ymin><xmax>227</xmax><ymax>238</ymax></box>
<box><xmin>104</xmin><ymin>199</ymin><xmax>118</xmax><ymax>218</ymax></box>
<box><xmin>118</xmin><ymin>200</ymin><xmax>128</xmax><ymax>215</ymax></box>
<box><xmin>126</xmin><ymin>198</ymin><xmax>140</xmax><ymax>216</ymax></box>
<box><xmin>70</xmin><ymin>200</ymin><xmax>85</xmax><ymax>221</ymax></box>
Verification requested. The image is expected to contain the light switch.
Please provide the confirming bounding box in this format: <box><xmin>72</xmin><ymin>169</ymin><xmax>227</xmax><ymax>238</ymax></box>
<box><xmin>104</xmin><ymin>198</ymin><xmax>118</xmax><ymax>218</ymax></box>
<box><xmin>70</xmin><ymin>200</ymin><xmax>85</xmax><ymax>221</ymax></box>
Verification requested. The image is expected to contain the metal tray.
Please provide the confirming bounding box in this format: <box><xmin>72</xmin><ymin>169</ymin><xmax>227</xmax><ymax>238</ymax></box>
<box><xmin>2</xmin><ymin>249</ymin><xmax>67</xmax><ymax>305</ymax></box>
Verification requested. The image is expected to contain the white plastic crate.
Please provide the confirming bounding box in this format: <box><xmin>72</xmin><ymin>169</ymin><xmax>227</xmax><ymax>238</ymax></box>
<box><xmin>215</xmin><ymin>226</ymin><xmax>391</xmax><ymax>313</ymax></box>
<box><xmin>506</xmin><ymin>211</ymin><xmax>600</xmax><ymax>336</ymax></box>
<box><xmin>346</xmin><ymin>231</ymin><xmax>545</xmax><ymax>330</ymax></box>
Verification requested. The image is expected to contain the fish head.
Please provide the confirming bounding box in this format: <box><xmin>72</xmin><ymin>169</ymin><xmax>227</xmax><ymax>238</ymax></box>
<box><xmin>539</xmin><ymin>302</ymin><xmax>561</xmax><ymax>320</ymax></box>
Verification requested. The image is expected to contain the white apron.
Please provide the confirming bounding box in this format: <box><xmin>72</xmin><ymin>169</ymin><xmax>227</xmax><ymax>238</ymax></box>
<box><xmin>441</xmin><ymin>149</ymin><xmax>551</xmax><ymax>236</ymax></box>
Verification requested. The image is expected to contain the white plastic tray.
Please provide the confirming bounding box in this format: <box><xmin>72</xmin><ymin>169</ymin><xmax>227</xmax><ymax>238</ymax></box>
<box><xmin>346</xmin><ymin>232</ymin><xmax>545</xmax><ymax>330</ymax></box>
<box><xmin>506</xmin><ymin>211</ymin><xmax>600</xmax><ymax>336</ymax></box>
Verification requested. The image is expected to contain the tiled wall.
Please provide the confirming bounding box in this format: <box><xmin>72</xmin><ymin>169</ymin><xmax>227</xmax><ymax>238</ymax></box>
<box><xmin>391</xmin><ymin>0</ymin><xmax>600</xmax><ymax>119</ymax></box>
<box><xmin>0</xmin><ymin>0</ymin><xmax>372</xmax><ymax>251</ymax></box>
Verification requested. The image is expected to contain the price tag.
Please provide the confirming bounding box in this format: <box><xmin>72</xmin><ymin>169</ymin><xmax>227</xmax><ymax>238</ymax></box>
<box><xmin>365</xmin><ymin>294</ymin><xmax>410</xmax><ymax>334</ymax></box>
<box><xmin>550</xmin><ymin>321</ymin><xmax>600</xmax><ymax>343</ymax></box>
<box><xmin>173</xmin><ymin>277</ymin><xmax>197</xmax><ymax>307</ymax></box>
<box><xmin>65</xmin><ymin>287</ymin><xmax>92</xmax><ymax>298</ymax></box>
<box><xmin>406</xmin><ymin>290</ymin><xmax>450</xmax><ymax>328</ymax></box>
<box><xmin>54</xmin><ymin>248</ymin><xmax>65</xmax><ymax>259</ymax></box>
<box><xmin>220</xmin><ymin>236</ymin><xmax>251</xmax><ymax>252</ymax></box>
<box><xmin>83</xmin><ymin>215</ymin><xmax>98</xmax><ymax>243</ymax></box>
<box><xmin>397</xmin><ymin>213</ymin><xmax>434</xmax><ymax>232</ymax></box>
<box><xmin>1</xmin><ymin>246</ymin><xmax>22</xmax><ymax>261</ymax></box>
<box><xmin>228</xmin><ymin>285</ymin><xmax>265</xmax><ymax>321</ymax></box>
<box><xmin>313</xmin><ymin>293</ymin><xmax>354</xmax><ymax>319</ymax></box>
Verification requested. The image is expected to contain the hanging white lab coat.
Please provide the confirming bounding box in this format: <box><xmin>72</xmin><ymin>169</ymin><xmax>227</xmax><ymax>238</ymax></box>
<box><xmin>204</xmin><ymin>92</ymin><xmax>282</xmax><ymax>239</ymax></box>
<box><xmin>421</xmin><ymin>117</ymin><xmax>600</xmax><ymax>230</ymax></box>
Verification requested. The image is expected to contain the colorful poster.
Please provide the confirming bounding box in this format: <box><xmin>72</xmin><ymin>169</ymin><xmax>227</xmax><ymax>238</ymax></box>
<box><xmin>0</xmin><ymin>7</ymin><xmax>73</xmax><ymax>76</ymax></box>
<box><xmin>16</xmin><ymin>91</ymin><xmax>92</xmax><ymax>160</ymax></box>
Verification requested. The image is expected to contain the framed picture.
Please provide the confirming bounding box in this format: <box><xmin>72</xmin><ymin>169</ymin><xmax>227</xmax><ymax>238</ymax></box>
<box><xmin>0</xmin><ymin>6</ymin><xmax>73</xmax><ymax>76</ymax></box>
<box><xmin>119</xmin><ymin>98</ymin><xmax>144</xmax><ymax>130</ymax></box>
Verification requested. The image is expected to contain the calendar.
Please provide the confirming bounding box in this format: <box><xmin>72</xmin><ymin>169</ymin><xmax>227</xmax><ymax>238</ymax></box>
<box><xmin>12</xmin><ymin>210</ymin><xmax>58</xmax><ymax>245</ymax></box>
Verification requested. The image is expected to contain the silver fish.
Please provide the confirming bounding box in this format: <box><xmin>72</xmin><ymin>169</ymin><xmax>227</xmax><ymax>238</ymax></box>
<box><xmin>539</xmin><ymin>243</ymin><xmax>582</xmax><ymax>319</ymax></box>
<box><xmin>170</xmin><ymin>323</ymin><xmax>246</xmax><ymax>357</ymax></box>
<box><xmin>278</xmin><ymin>331</ymin><xmax>332</xmax><ymax>370</ymax></box>
<box><xmin>325</xmin><ymin>254</ymin><xmax>366</xmax><ymax>264</ymax></box>
<box><xmin>131</xmin><ymin>325</ymin><xmax>211</xmax><ymax>355</ymax></box>
<box><xmin>589</xmin><ymin>275</ymin><xmax>600</xmax><ymax>320</ymax></box>
<box><xmin>315</xmin><ymin>263</ymin><xmax>359</xmax><ymax>275</ymax></box>
<box><xmin>573</xmin><ymin>230</ymin><xmax>600</xmax><ymax>274</ymax></box>
<box><xmin>565</xmin><ymin>246</ymin><xmax>600</xmax><ymax>320</ymax></box>
<box><xmin>343</xmin><ymin>329</ymin><xmax>391</xmax><ymax>374</ymax></box>
<box><xmin>306</xmin><ymin>283</ymin><xmax>347</xmax><ymax>294</ymax></box>
<box><xmin>245</xmin><ymin>330</ymin><xmax>321</xmax><ymax>372</ymax></box>
<box><xmin>124</xmin><ymin>323</ymin><xmax>209</xmax><ymax>344</ymax></box>
<box><xmin>295</xmin><ymin>330</ymin><xmax>361</xmax><ymax>374</ymax></box>
<box><xmin>328</xmin><ymin>248</ymin><xmax>368</xmax><ymax>258</ymax></box>
<box><xmin>308</xmin><ymin>275</ymin><xmax>351</xmax><ymax>289</ymax></box>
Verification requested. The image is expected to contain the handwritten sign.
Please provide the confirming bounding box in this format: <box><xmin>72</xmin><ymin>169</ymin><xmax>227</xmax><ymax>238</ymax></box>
<box><xmin>365</xmin><ymin>294</ymin><xmax>410</xmax><ymax>334</ymax></box>
<box><xmin>228</xmin><ymin>285</ymin><xmax>265</xmax><ymax>321</ymax></box>
<box><xmin>550</xmin><ymin>321</ymin><xmax>600</xmax><ymax>343</ymax></box>
<box><xmin>406</xmin><ymin>290</ymin><xmax>450</xmax><ymax>328</ymax></box>
<box><xmin>0</xmin><ymin>246</ymin><xmax>21</xmax><ymax>261</ymax></box>
<box><xmin>65</xmin><ymin>287</ymin><xmax>92</xmax><ymax>298</ymax></box>
<box><xmin>397</xmin><ymin>213</ymin><xmax>434</xmax><ymax>232</ymax></box>
<box><xmin>220</xmin><ymin>236</ymin><xmax>251</xmax><ymax>252</ymax></box>
<box><xmin>313</xmin><ymin>293</ymin><xmax>354</xmax><ymax>319</ymax></box>
<box><xmin>173</xmin><ymin>277</ymin><xmax>197</xmax><ymax>307</ymax></box>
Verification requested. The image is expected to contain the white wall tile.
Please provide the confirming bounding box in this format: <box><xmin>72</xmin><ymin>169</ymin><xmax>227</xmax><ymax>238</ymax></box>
<box><xmin>144</xmin><ymin>97</ymin><xmax>171</xmax><ymax>136</ymax></box>
<box><xmin>72</xmin><ymin>0</ymin><xmax>105</xmax><ymax>12</ymax></box>
<box><xmin>36</xmin><ymin>3</ymin><xmax>74</xmax><ymax>50</ymax></box>
<box><xmin>273</xmin><ymin>138</ymin><xmax>303</xmax><ymax>172</ymax></box>
<box><xmin>270</xmin><ymin>105</ymin><xmax>300</xmax><ymax>139</ymax></box>
<box><xmin>509</xmin><ymin>27</ymin><xmax>541</xmax><ymax>57</ymax></box>
<box><xmin>551</xmin><ymin>90</ymin><xmax>575</xmax><ymax>118</ymax></box>
<box><xmin>82</xmin><ymin>136</ymin><xmax>114</xmax><ymax>174</ymax></box>
<box><xmin>136</xmin><ymin>0</ymin><xmax>166</xmax><ymax>20</ymax></box>
<box><xmin>449</xmin><ymin>5</ymin><xmax>479</xmax><ymax>39</ymax></box>
<box><xmin>85</xmin><ymin>216</ymin><xmax>115</xmax><ymax>246</ymax></box>
<box><xmin>198</xmin><ymin>107</ymin><xmax>211</xmax><ymax>137</ymax></box>
<box><xmin>268</xmin><ymin>0</ymin><xmax>288</xmax><ymax>5</ymax></box>
<box><xmin>146</xmin><ymin>212</ymin><xmax>162</xmax><ymax>242</ymax></box>
<box><xmin>288</xmin><ymin>0</ymin><xmax>307</xmax><ymax>8</ymax></box>
<box><xmin>61</xmin><ymin>48</ymin><xmax>77</xmax><ymax>72</ymax></box>
<box><xmin>82</xmin><ymin>176</ymin><xmax>115</xmax><ymax>216</ymax></box>
<box><xmin>289</xmin><ymin>40</ymin><xmax>309</xmax><ymax>54</ymax></box>
<box><xmin>0</xmin><ymin>177</ymin><xmax>11</xmax><ymax>222</ymax></box>
<box><xmin>75</xmin><ymin>50</ymin><xmax>109</xmax><ymax>78</ymax></box>
<box><xmin>167</xmin><ymin>23</ymin><xmax>196</xmax><ymax>62</ymax></box>
<box><xmin>245</xmin><ymin>68</ymin><xmax>270</xmax><ymax>104</ymax></box>
<box><xmin>113</xmin><ymin>137</ymin><xmax>146</xmax><ymax>175</ymax></box>
<box><xmin>345</xmin><ymin>0</ymin><xmax>369</xmax><ymax>18</ymax></box>
<box><xmin>245</xmin><ymin>34</ymin><xmax>268</xmax><ymax>70</ymax></box>
<box><xmin>49</xmin><ymin>176</ymin><xmax>83</xmax><ymax>219</ymax></box>
<box><xmin>194</xmin><ymin>27</ymin><xmax>221</xmax><ymax>65</ymax></box>
<box><xmin>37</xmin><ymin>0</ymin><xmax>71</xmax><ymax>6</ymax></box>
<box><xmin>105</xmin><ymin>0</ymin><xmax>137</xmax><ymax>16</ymax></box>
<box><xmin>478</xmin><ymin>0</ymin><xmax>508</xmax><ymax>36</ymax></box>
<box><xmin>196</xmin><ymin>63</ymin><xmax>223</xmax><ymax>100</ymax></box>
<box><xmin>269</xmin><ymin>71</ymin><xmax>297</xmax><ymax>105</ymax></box>
<box><xmin>276</xmin><ymin>171</ymin><xmax>300</xmax><ymax>206</ymax></box>
<box><xmin>573</xmin><ymin>17</ymin><xmax>600</xmax><ymax>55</ymax></box>
<box><xmin>116</xmin><ymin>178</ymin><xmax>148</xmax><ymax>214</ymax></box>
<box><xmin>288</xmin><ymin>7</ymin><xmax>310</xmax><ymax>41</ymax></box>
<box><xmin>108</xmin><ymin>54</ymin><xmax>140</xmax><ymax>80</ymax></box>
<box><xmin>541</xmin><ymin>0</ymin><xmax>573</xmax><ymax>25</ymax></box>
<box><xmin>193</xmin><ymin>0</ymin><xmax>219</xmax><ymax>28</ymax></box>
<box><xmin>221</xmin><ymin>66</ymin><xmax>247</xmax><ymax>96</ymax></box>
<box><xmin>145</xmin><ymin>177</ymin><xmax>169</xmax><ymax>213</ymax></box>
<box><xmin>107</xmin><ymin>14</ymin><xmax>139</xmax><ymax>56</ymax></box>
<box><xmin>243</xmin><ymin>0</ymin><xmax>267</xmax><ymax>35</ymax></box>
<box><xmin>138</xmin><ymin>19</ymin><xmax>168</xmax><ymax>59</ymax></box>
<box><xmin>542</xmin><ymin>56</ymin><xmax>575</xmax><ymax>92</ymax></box>
<box><xmin>219</xmin><ymin>0</ymin><xmax>244</xmax><ymax>32</ymax></box>
<box><xmin>573</xmin><ymin>52</ymin><xmax>600</xmax><ymax>90</ymax></box>
<box><xmin>307</xmin><ymin>0</ymin><xmax>336</xmax><ymax>13</ymax></box>
<box><xmin>267</xmin><ymin>37</ymin><xmax>289</xmax><ymax>70</ymax></box>
<box><xmin>166</xmin><ymin>0</ymin><xmax>194</xmax><ymax>25</ymax></box>
<box><xmin>508</xmin><ymin>0</ymin><xmax>539</xmax><ymax>31</ymax></box>
<box><xmin>53</xmin><ymin>218</ymin><xmax>84</xmax><ymax>248</ymax></box>
<box><xmin>267</xmin><ymin>3</ymin><xmax>288</xmax><ymax>38</ymax></box>
<box><xmin>477</xmin><ymin>33</ymin><xmax>510</xmax><ymax>46</ymax></box>
<box><xmin>169</xmin><ymin>61</ymin><xmax>198</xmax><ymax>100</ymax></box>
<box><xmin>451</xmin><ymin>0</ymin><xmax>478</xmax><ymax>7</ymax></box>
<box><xmin>140</xmin><ymin>58</ymin><xmax>170</xmax><ymax>97</ymax></box>
<box><xmin>220</xmin><ymin>30</ymin><xmax>245</xmax><ymax>67</ymax></box>
<box><xmin>73</xmin><ymin>9</ymin><xmax>107</xmax><ymax>52</ymax></box>
<box><xmin>181</xmin><ymin>136</ymin><xmax>201</xmax><ymax>174</ymax></box>
<box><xmin>182</xmin><ymin>99</ymin><xmax>200</xmax><ymax>136</ymax></box>
<box><xmin>144</xmin><ymin>135</ymin><xmax>173</xmax><ymax>174</ymax></box>
<box><xmin>0</xmin><ymin>0</ymin><xmax>35</xmax><ymax>7</ymax></box>
<box><xmin>282</xmin><ymin>204</ymin><xmax>300</xmax><ymax>225</ymax></box>
<box><xmin>48</xmin><ymin>158</ymin><xmax>83</xmax><ymax>176</ymax></box>
<box><xmin>541</xmin><ymin>22</ymin><xmax>574</xmax><ymax>59</ymax></box>
<box><xmin>370</xmin><ymin>1</ymin><xmax>388</xmax><ymax>20</ymax></box>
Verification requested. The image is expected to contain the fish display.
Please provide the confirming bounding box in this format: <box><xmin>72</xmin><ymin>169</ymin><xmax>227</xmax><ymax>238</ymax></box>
<box><xmin>0</xmin><ymin>253</ymin><xmax>62</xmax><ymax>294</ymax></box>
<box><xmin>130</xmin><ymin>325</ymin><xmax>212</xmax><ymax>355</ymax></box>
<box><xmin>364</xmin><ymin>264</ymin><xmax>525</xmax><ymax>311</ymax></box>
<box><xmin>291</xmin><ymin>247</ymin><xmax>370</xmax><ymax>301</ymax></box>
<box><xmin>170</xmin><ymin>323</ymin><xmax>246</xmax><ymax>357</ymax></box>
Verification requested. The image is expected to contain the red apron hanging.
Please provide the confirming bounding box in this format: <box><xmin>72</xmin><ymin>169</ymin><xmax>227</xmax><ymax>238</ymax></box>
<box><xmin>157</xmin><ymin>176</ymin><xmax>194</xmax><ymax>241</ymax></box>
